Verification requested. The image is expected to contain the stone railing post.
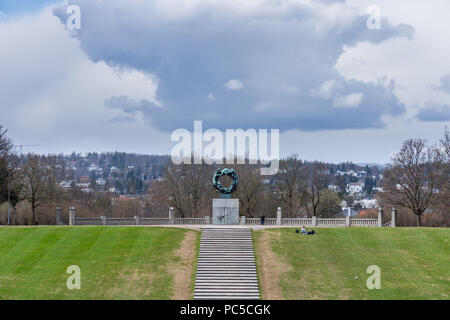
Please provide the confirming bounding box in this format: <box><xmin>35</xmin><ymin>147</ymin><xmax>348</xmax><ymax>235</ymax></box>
<box><xmin>276</xmin><ymin>207</ymin><xmax>282</xmax><ymax>225</ymax></box>
<box><xmin>391</xmin><ymin>208</ymin><xmax>396</xmax><ymax>228</ymax></box>
<box><xmin>135</xmin><ymin>216</ymin><xmax>140</xmax><ymax>225</ymax></box>
<box><xmin>205</xmin><ymin>216</ymin><xmax>210</xmax><ymax>225</ymax></box>
<box><xmin>312</xmin><ymin>215</ymin><xmax>317</xmax><ymax>226</ymax></box>
<box><xmin>69</xmin><ymin>206</ymin><xmax>76</xmax><ymax>226</ymax></box>
<box><xmin>56</xmin><ymin>206</ymin><xmax>63</xmax><ymax>225</ymax></box>
<box><xmin>345</xmin><ymin>215</ymin><xmax>351</xmax><ymax>227</ymax></box>
<box><xmin>378</xmin><ymin>207</ymin><xmax>383</xmax><ymax>227</ymax></box>
<box><xmin>101</xmin><ymin>216</ymin><xmax>106</xmax><ymax>226</ymax></box>
<box><xmin>169</xmin><ymin>207</ymin><xmax>174</xmax><ymax>224</ymax></box>
<box><xmin>240</xmin><ymin>216</ymin><xmax>246</xmax><ymax>225</ymax></box>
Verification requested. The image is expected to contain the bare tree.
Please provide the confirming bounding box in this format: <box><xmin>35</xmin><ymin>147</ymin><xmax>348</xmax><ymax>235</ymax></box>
<box><xmin>276</xmin><ymin>154</ymin><xmax>304</xmax><ymax>217</ymax></box>
<box><xmin>234</xmin><ymin>165</ymin><xmax>266</xmax><ymax>218</ymax></box>
<box><xmin>301</xmin><ymin>162</ymin><xmax>330</xmax><ymax>217</ymax></box>
<box><xmin>163</xmin><ymin>161</ymin><xmax>214</xmax><ymax>217</ymax></box>
<box><xmin>378</xmin><ymin>139</ymin><xmax>443</xmax><ymax>227</ymax></box>
<box><xmin>0</xmin><ymin>125</ymin><xmax>13</xmax><ymax>204</ymax></box>
<box><xmin>316</xmin><ymin>189</ymin><xmax>343</xmax><ymax>218</ymax></box>
<box><xmin>20</xmin><ymin>155</ymin><xmax>58</xmax><ymax>224</ymax></box>
<box><xmin>434</xmin><ymin>128</ymin><xmax>450</xmax><ymax>224</ymax></box>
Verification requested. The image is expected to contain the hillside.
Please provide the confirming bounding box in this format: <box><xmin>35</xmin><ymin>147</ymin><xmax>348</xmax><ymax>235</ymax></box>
<box><xmin>0</xmin><ymin>226</ymin><xmax>199</xmax><ymax>299</ymax></box>
<box><xmin>254</xmin><ymin>227</ymin><xmax>449</xmax><ymax>299</ymax></box>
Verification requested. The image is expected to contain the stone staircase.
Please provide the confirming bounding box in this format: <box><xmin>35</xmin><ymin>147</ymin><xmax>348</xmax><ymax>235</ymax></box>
<box><xmin>194</xmin><ymin>227</ymin><xmax>260</xmax><ymax>300</ymax></box>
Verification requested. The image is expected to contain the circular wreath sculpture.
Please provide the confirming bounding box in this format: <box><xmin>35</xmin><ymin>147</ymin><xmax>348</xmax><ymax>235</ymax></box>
<box><xmin>212</xmin><ymin>168</ymin><xmax>239</xmax><ymax>194</ymax></box>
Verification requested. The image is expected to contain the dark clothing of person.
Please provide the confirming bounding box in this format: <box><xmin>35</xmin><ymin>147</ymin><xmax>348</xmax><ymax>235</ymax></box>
<box><xmin>260</xmin><ymin>215</ymin><xmax>265</xmax><ymax>225</ymax></box>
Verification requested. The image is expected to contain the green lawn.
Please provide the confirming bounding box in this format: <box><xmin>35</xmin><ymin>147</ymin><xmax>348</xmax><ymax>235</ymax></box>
<box><xmin>254</xmin><ymin>227</ymin><xmax>450</xmax><ymax>300</ymax></box>
<box><xmin>0</xmin><ymin>226</ymin><xmax>198</xmax><ymax>299</ymax></box>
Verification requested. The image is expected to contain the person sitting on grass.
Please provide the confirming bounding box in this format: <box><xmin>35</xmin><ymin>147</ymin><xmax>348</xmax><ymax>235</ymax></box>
<box><xmin>301</xmin><ymin>225</ymin><xmax>316</xmax><ymax>235</ymax></box>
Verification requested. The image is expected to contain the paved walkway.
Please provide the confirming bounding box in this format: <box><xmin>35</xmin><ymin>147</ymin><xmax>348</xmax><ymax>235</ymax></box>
<box><xmin>194</xmin><ymin>227</ymin><xmax>260</xmax><ymax>300</ymax></box>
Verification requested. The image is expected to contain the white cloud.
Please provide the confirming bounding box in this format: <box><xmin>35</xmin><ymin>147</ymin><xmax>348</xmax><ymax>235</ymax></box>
<box><xmin>310</xmin><ymin>79</ymin><xmax>337</xmax><ymax>99</ymax></box>
<box><xmin>333</xmin><ymin>92</ymin><xmax>363</xmax><ymax>109</ymax></box>
<box><xmin>207</xmin><ymin>92</ymin><xmax>215</xmax><ymax>101</ymax></box>
<box><xmin>337</xmin><ymin>0</ymin><xmax>450</xmax><ymax>118</ymax></box>
<box><xmin>224</xmin><ymin>79</ymin><xmax>244</xmax><ymax>91</ymax></box>
<box><xmin>0</xmin><ymin>7</ymin><xmax>167</xmax><ymax>154</ymax></box>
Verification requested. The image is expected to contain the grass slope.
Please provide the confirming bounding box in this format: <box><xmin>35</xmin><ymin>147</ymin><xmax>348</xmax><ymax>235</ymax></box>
<box><xmin>0</xmin><ymin>226</ymin><xmax>198</xmax><ymax>299</ymax></box>
<box><xmin>254</xmin><ymin>227</ymin><xmax>449</xmax><ymax>300</ymax></box>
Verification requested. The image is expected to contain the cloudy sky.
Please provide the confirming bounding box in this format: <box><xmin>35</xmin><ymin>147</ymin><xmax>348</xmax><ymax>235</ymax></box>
<box><xmin>1</xmin><ymin>0</ymin><xmax>449</xmax><ymax>163</ymax></box>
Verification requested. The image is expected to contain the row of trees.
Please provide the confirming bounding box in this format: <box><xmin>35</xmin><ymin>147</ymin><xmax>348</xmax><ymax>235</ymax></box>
<box><xmin>1</xmin><ymin>123</ymin><xmax>448</xmax><ymax>226</ymax></box>
<box><xmin>148</xmin><ymin>131</ymin><xmax>449</xmax><ymax>227</ymax></box>
<box><xmin>147</xmin><ymin>156</ymin><xmax>343</xmax><ymax>219</ymax></box>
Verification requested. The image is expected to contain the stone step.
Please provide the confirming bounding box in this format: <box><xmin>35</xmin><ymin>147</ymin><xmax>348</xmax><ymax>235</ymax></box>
<box><xmin>194</xmin><ymin>227</ymin><xmax>259</xmax><ymax>300</ymax></box>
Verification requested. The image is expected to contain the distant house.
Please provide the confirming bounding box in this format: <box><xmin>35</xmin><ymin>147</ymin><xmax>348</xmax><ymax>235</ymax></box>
<box><xmin>59</xmin><ymin>180</ymin><xmax>73</xmax><ymax>189</ymax></box>
<box><xmin>357</xmin><ymin>170</ymin><xmax>367</xmax><ymax>178</ymax></box>
<box><xmin>75</xmin><ymin>182</ymin><xmax>91</xmax><ymax>193</ymax></box>
<box><xmin>318</xmin><ymin>168</ymin><xmax>330</xmax><ymax>175</ymax></box>
<box><xmin>110</xmin><ymin>166</ymin><xmax>119</xmax><ymax>173</ymax></box>
<box><xmin>88</xmin><ymin>164</ymin><xmax>99</xmax><ymax>172</ymax></box>
<box><xmin>336</xmin><ymin>169</ymin><xmax>358</xmax><ymax>177</ymax></box>
<box><xmin>346</xmin><ymin>182</ymin><xmax>363</xmax><ymax>194</ymax></box>
<box><xmin>355</xmin><ymin>198</ymin><xmax>379</xmax><ymax>209</ymax></box>
<box><xmin>96</xmin><ymin>178</ymin><xmax>107</xmax><ymax>187</ymax></box>
<box><xmin>372</xmin><ymin>186</ymin><xmax>383</xmax><ymax>193</ymax></box>
<box><xmin>328</xmin><ymin>184</ymin><xmax>340</xmax><ymax>192</ymax></box>
<box><xmin>128</xmin><ymin>165</ymin><xmax>135</xmax><ymax>170</ymax></box>
<box><xmin>79</xmin><ymin>176</ymin><xmax>90</xmax><ymax>183</ymax></box>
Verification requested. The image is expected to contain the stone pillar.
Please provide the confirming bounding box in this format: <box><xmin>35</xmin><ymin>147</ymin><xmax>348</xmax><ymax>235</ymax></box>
<box><xmin>312</xmin><ymin>215</ymin><xmax>317</xmax><ymax>226</ymax></box>
<box><xmin>205</xmin><ymin>216</ymin><xmax>210</xmax><ymax>225</ymax></box>
<box><xmin>101</xmin><ymin>216</ymin><xmax>106</xmax><ymax>226</ymax></box>
<box><xmin>345</xmin><ymin>215</ymin><xmax>351</xmax><ymax>227</ymax></box>
<box><xmin>391</xmin><ymin>208</ymin><xmax>396</xmax><ymax>228</ymax></box>
<box><xmin>169</xmin><ymin>207</ymin><xmax>175</xmax><ymax>224</ymax></box>
<box><xmin>69</xmin><ymin>206</ymin><xmax>76</xmax><ymax>226</ymax></box>
<box><xmin>378</xmin><ymin>207</ymin><xmax>383</xmax><ymax>227</ymax></box>
<box><xmin>276</xmin><ymin>207</ymin><xmax>282</xmax><ymax>225</ymax></box>
<box><xmin>135</xmin><ymin>216</ymin><xmax>140</xmax><ymax>225</ymax></box>
<box><xmin>56</xmin><ymin>206</ymin><xmax>63</xmax><ymax>225</ymax></box>
<box><xmin>240</xmin><ymin>216</ymin><xmax>246</xmax><ymax>225</ymax></box>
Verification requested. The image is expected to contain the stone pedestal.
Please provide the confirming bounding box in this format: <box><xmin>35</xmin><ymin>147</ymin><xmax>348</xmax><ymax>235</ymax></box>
<box><xmin>212</xmin><ymin>199</ymin><xmax>239</xmax><ymax>225</ymax></box>
<box><xmin>56</xmin><ymin>206</ymin><xmax>63</xmax><ymax>225</ymax></box>
<box><xmin>69</xmin><ymin>206</ymin><xmax>76</xmax><ymax>226</ymax></box>
<box><xmin>378</xmin><ymin>207</ymin><xmax>383</xmax><ymax>227</ymax></box>
<box><xmin>391</xmin><ymin>208</ymin><xmax>396</xmax><ymax>228</ymax></box>
<box><xmin>346</xmin><ymin>216</ymin><xmax>351</xmax><ymax>227</ymax></box>
<box><xmin>276</xmin><ymin>207</ymin><xmax>282</xmax><ymax>225</ymax></box>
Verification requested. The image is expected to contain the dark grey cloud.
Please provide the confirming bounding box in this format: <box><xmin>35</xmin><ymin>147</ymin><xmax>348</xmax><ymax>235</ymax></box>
<box><xmin>417</xmin><ymin>105</ymin><xmax>450</xmax><ymax>122</ymax></box>
<box><xmin>54</xmin><ymin>0</ymin><xmax>413</xmax><ymax>132</ymax></box>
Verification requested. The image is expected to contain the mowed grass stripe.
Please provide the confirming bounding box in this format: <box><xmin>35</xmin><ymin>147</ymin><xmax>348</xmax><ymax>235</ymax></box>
<box><xmin>5</xmin><ymin>227</ymin><xmax>105</xmax><ymax>299</ymax></box>
<box><xmin>0</xmin><ymin>227</ymin><xmax>193</xmax><ymax>299</ymax></box>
